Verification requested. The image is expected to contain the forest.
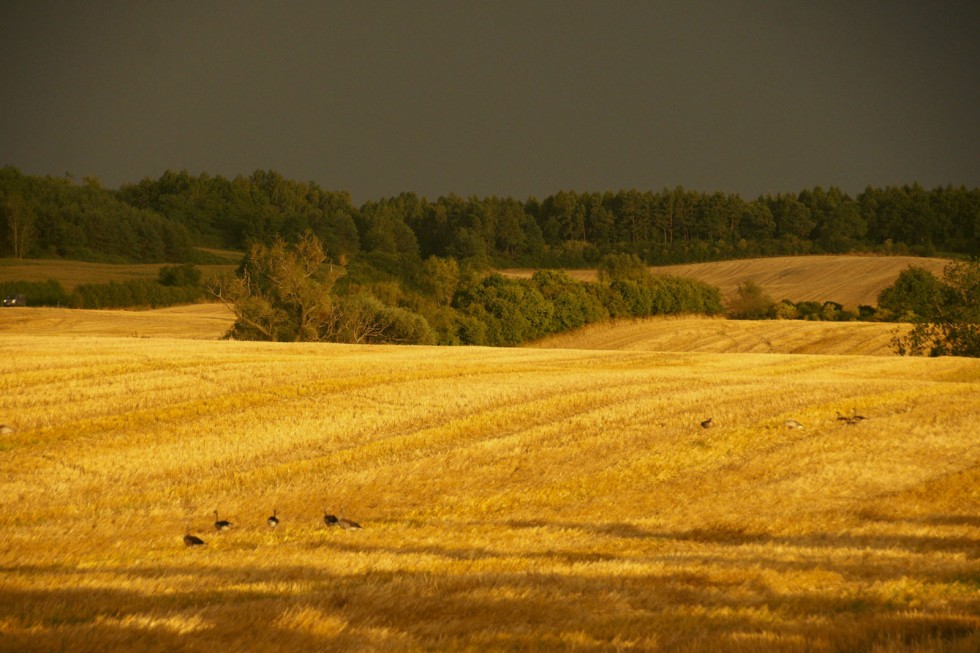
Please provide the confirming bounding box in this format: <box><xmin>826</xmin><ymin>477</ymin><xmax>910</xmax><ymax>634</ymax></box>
<box><xmin>2</xmin><ymin>166</ymin><xmax>978</xmax><ymax>268</ymax></box>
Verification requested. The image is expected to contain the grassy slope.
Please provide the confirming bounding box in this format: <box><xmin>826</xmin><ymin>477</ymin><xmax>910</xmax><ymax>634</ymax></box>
<box><xmin>503</xmin><ymin>255</ymin><xmax>951</xmax><ymax>307</ymax></box>
<box><xmin>646</xmin><ymin>255</ymin><xmax>951</xmax><ymax>307</ymax></box>
<box><xmin>0</xmin><ymin>335</ymin><xmax>977</xmax><ymax>651</ymax></box>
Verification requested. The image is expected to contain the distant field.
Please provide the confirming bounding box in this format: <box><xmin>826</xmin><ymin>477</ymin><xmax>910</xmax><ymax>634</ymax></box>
<box><xmin>0</xmin><ymin>335</ymin><xmax>977</xmax><ymax>651</ymax></box>
<box><xmin>0</xmin><ymin>258</ymin><xmax>237</xmax><ymax>292</ymax></box>
<box><xmin>502</xmin><ymin>255</ymin><xmax>951</xmax><ymax>307</ymax></box>
<box><xmin>0</xmin><ymin>308</ymin><xmax>911</xmax><ymax>357</ymax></box>
<box><xmin>530</xmin><ymin>316</ymin><xmax>911</xmax><ymax>356</ymax></box>
<box><xmin>0</xmin><ymin>304</ymin><xmax>234</xmax><ymax>339</ymax></box>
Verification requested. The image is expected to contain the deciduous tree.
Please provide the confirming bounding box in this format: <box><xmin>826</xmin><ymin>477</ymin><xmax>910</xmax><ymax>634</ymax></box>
<box><xmin>894</xmin><ymin>260</ymin><xmax>980</xmax><ymax>357</ymax></box>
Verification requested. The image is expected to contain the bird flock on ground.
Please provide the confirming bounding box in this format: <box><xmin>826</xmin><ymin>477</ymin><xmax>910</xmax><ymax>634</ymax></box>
<box><xmin>699</xmin><ymin>409</ymin><xmax>868</xmax><ymax>432</ymax></box>
<box><xmin>184</xmin><ymin>411</ymin><xmax>867</xmax><ymax>545</ymax></box>
<box><xmin>4</xmin><ymin>412</ymin><xmax>866</xmax><ymax>547</ymax></box>
<box><xmin>183</xmin><ymin>507</ymin><xmax>362</xmax><ymax>547</ymax></box>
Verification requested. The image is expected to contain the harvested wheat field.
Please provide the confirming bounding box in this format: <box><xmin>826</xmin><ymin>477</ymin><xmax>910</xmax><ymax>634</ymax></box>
<box><xmin>0</xmin><ymin>333</ymin><xmax>977</xmax><ymax>652</ymax></box>
<box><xmin>502</xmin><ymin>255</ymin><xmax>951</xmax><ymax>307</ymax></box>
<box><xmin>531</xmin><ymin>317</ymin><xmax>912</xmax><ymax>356</ymax></box>
<box><xmin>646</xmin><ymin>256</ymin><xmax>951</xmax><ymax>308</ymax></box>
<box><xmin>0</xmin><ymin>305</ymin><xmax>235</xmax><ymax>340</ymax></box>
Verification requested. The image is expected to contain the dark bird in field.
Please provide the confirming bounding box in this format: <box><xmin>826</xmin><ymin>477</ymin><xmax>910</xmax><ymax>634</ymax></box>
<box><xmin>325</xmin><ymin>508</ymin><xmax>362</xmax><ymax>530</ymax></box>
<box><xmin>837</xmin><ymin>411</ymin><xmax>867</xmax><ymax>426</ymax></box>
<box><xmin>337</xmin><ymin>515</ymin><xmax>362</xmax><ymax>531</ymax></box>
<box><xmin>267</xmin><ymin>509</ymin><xmax>279</xmax><ymax>529</ymax></box>
<box><xmin>700</xmin><ymin>417</ymin><xmax>714</xmax><ymax>429</ymax></box>
<box><xmin>184</xmin><ymin>528</ymin><xmax>206</xmax><ymax>547</ymax></box>
<box><xmin>213</xmin><ymin>510</ymin><xmax>233</xmax><ymax>532</ymax></box>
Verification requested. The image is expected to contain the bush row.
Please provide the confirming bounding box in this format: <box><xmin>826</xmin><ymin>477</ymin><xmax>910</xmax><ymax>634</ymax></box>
<box><xmin>0</xmin><ymin>265</ymin><xmax>205</xmax><ymax>310</ymax></box>
<box><xmin>447</xmin><ymin>270</ymin><xmax>723</xmax><ymax>346</ymax></box>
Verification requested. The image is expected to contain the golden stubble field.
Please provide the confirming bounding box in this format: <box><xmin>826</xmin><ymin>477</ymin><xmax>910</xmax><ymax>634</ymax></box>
<box><xmin>0</xmin><ymin>328</ymin><xmax>977</xmax><ymax>651</ymax></box>
<box><xmin>530</xmin><ymin>317</ymin><xmax>913</xmax><ymax>357</ymax></box>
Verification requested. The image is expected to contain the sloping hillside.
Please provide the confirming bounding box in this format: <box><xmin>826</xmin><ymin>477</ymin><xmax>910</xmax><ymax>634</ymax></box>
<box><xmin>649</xmin><ymin>255</ymin><xmax>949</xmax><ymax>307</ymax></box>
<box><xmin>0</xmin><ymin>336</ymin><xmax>977</xmax><ymax>651</ymax></box>
<box><xmin>529</xmin><ymin>316</ymin><xmax>911</xmax><ymax>356</ymax></box>
<box><xmin>503</xmin><ymin>255</ymin><xmax>950</xmax><ymax>307</ymax></box>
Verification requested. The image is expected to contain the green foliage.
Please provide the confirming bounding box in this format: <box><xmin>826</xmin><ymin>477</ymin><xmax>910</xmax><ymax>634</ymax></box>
<box><xmin>419</xmin><ymin>256</ymin><xmax>460</xmax><ymax>306</ymax></box>
<box><xmin>729</xmin><ymin>291</ymin><xmax>866</xmax><ymax>323</ymax></box>
<box><xmin>118</xmin><ymin>169</ymin><xmax>359</xmax><ymax>257</ymax></box>
<box><xmin>331</xmin><ymin>294</ymin><xmax>436</xmax><ymax>345</ymax></box>
<box><xmin>453</xmin><ymin>274</ymin><xmax>554</xmax><ymax>346</ymax></box>
<box><xmin>158</xmin><ymin>263</ymin><xmax>202</xmax><ymax>287</ymax></box>
<box><xmin>877</xmin><ymin>266</ymin><xmax>944</xmax><ymax>321</ymax></box>
<box><xmin>5</xmin><ymin>165</ymin><xmax>980</xmax><ymax>272</ymax></box>
<box><xmin>0</xmin><ymin>166</ymin><xmax>195</xmax><ymax>262</ymax></box>
<box><xmin>530</xmin><ymin>270</ymin><xmax>607</xmax><ymax>330</ymax></box>
<box><xmin>214</xmin><ymin>232</ymin><xmax>343</xmax><ymax>342</ymax></box>
<box><xmin>70</xmin><ymin>279</ymin><xmax>203</xmax><ymax>309</ymax></box>
<box><xmin>7</xmin><ymin>164</ymin><xmax>977</xmax><ymax>350</ymax></box>
<box><xmin>772</xmin><ymin>300</ymin><xmax>799</xmax><ymax>320</ymax></box>
<box><xmin>597</xmin><ymin>253</ymin><xmax>649</xmax><ymax>283</ymax></box>
<box><xmin>214</xmin><ymin>232</ymin><xmax>435</xmax><ymax>345</ymax></box>
<box><xmin>895</xmin><ymin>260</ymin><xmax>980</xmax><ymax>357</ymax></box>
<box><xmin>450</xmin><ymin>270</ymin><xmax>723</xmax><ymax>346</ymax></box>
<box><xmin>0</xmin><ymin>279</ymin><xmax>69</xmax><ymax>306</ymax></box>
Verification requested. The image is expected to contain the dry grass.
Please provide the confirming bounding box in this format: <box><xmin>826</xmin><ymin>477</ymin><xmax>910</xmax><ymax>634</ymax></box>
<box><xmin>530</xmin><ymin>316</ymin><xmax>912</xmax><ymax>356</ymax></box>
<box><xmin>0</xmin><ymin>333</ymin><xmax>977</xmax><ymax>651</ymax></box>
<box><xmin>502</xmin><ymin>255</ymin><xmax>952</xmax><ymax>307</ymax></box>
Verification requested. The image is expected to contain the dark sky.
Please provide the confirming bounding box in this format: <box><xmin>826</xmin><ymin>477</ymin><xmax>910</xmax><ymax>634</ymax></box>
<box><xmin>2</xmin><ymin>1</ymin><xmax>978</xmax><ymax>202</ymax></box>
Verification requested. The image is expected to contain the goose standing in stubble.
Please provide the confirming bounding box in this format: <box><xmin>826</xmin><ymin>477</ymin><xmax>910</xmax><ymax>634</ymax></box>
<box><xmin>213</xmin><ymin>510</ymin><xmax>233</xmax><ymax>532</ymax></box>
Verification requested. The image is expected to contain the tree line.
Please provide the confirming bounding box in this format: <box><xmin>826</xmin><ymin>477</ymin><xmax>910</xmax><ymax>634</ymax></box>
<box><xmin>0</xmin><ymin>264</ymin><xmax>205</xmax><ymax>310</ymax></box>
<box><xmin>2</xmin><ymin>166</ymin><xmax>978</xmax><ymax>267</ymax></box>
<box><xmin>210</xmin><ymin>238</ymin><xmax>723</xmax><ymax>346</ymax></box>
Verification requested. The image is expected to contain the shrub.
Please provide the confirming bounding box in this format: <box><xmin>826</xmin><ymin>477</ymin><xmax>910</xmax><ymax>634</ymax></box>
<box><xmin>728</xmin><ymin>280</ymin><xmax>773</xmax><ymax>319</ymax></box>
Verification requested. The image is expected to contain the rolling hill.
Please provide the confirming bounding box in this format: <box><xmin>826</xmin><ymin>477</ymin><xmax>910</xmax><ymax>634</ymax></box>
<box><xmin>503</xmin><ymin>255</ymin><xmax>951</xmax><ymax>307</ymax></box>
<box><xmin>0</xmin><ymin>255</ymin><xmax>952</xmax><ymax>357</ymax></box>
